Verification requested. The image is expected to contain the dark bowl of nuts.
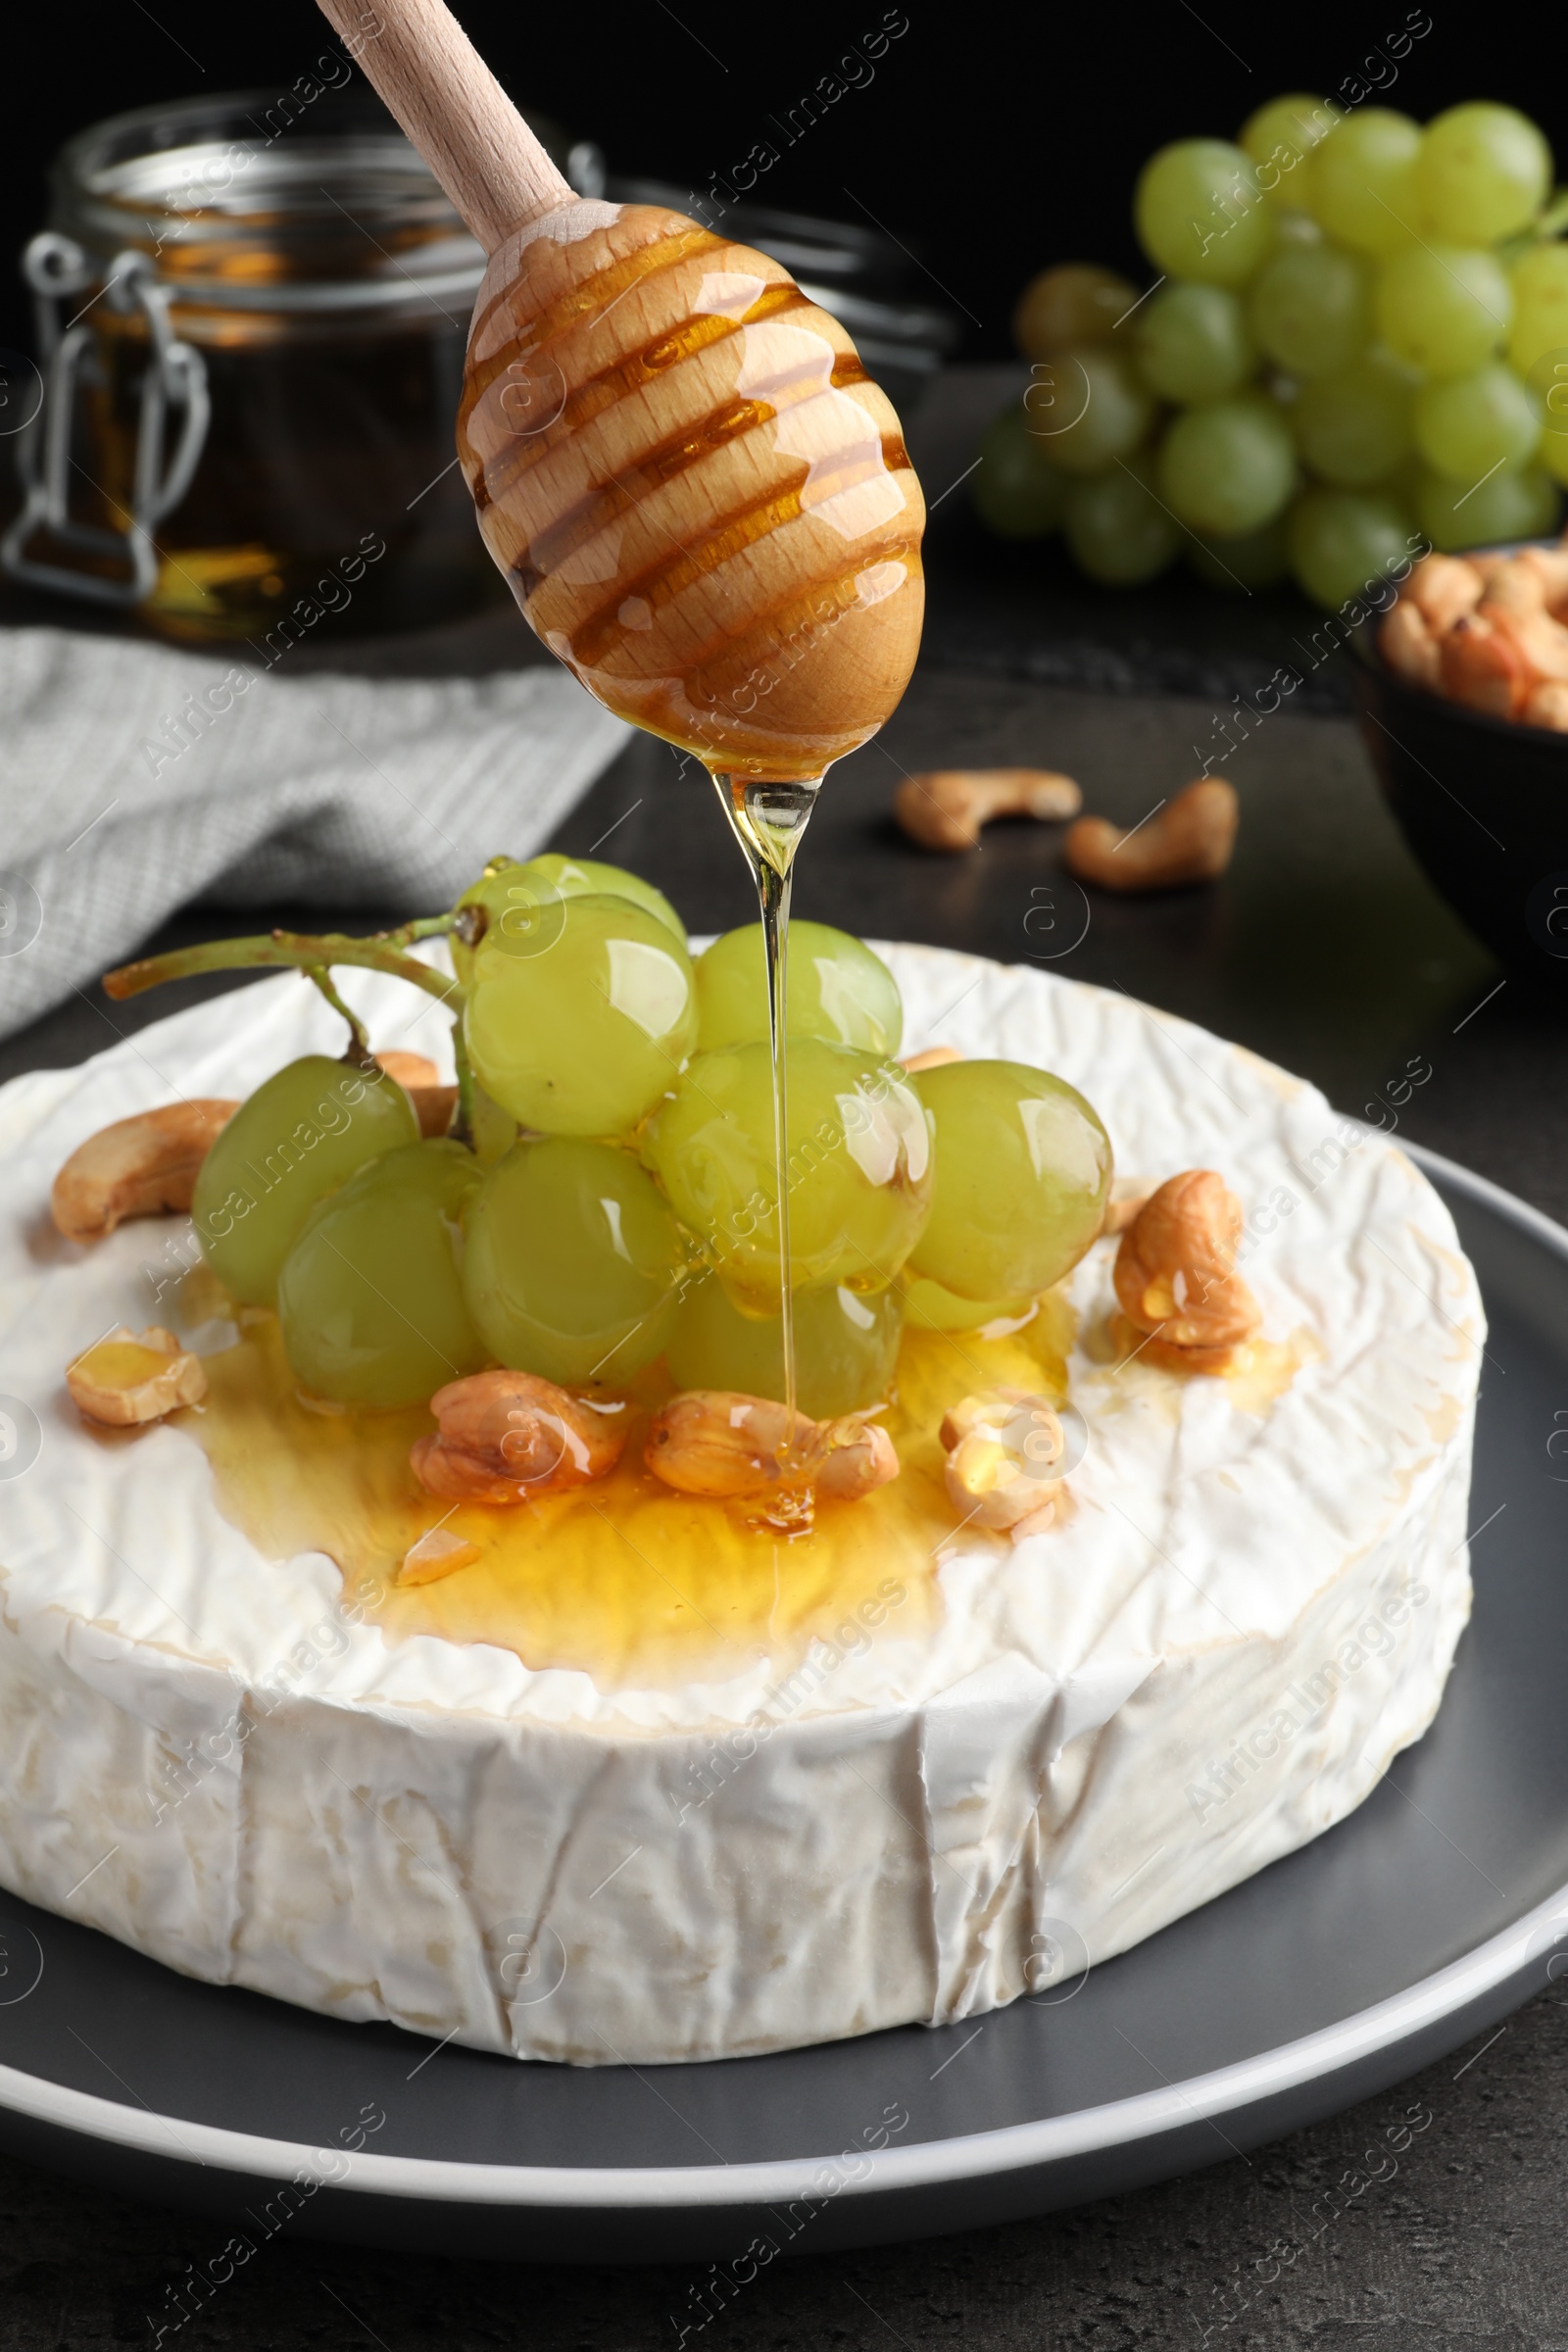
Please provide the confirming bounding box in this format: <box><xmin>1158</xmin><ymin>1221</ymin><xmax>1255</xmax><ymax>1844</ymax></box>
<box><xmin>1353</xmin><ymin>539</ymin><xmax>1568</xmax><ymax>989</ymax></box>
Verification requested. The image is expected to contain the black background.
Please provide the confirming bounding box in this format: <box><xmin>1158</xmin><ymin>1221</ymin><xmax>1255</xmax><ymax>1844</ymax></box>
<box><xmin>2</xmin><ymin>0</ymin><xmax>1564</xmax><ymax>367</ymax></box>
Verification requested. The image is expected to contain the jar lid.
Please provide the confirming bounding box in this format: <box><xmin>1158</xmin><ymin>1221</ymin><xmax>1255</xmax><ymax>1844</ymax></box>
<box><xmin>47</xmin><ymin>88</ymin><xmax>571</xmax><ymax>315</ymax></box>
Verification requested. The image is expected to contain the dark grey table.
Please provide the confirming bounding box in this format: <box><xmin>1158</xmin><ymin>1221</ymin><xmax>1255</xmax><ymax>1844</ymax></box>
<box><xmin>4</xmin><ymin>441</ymin><xmax>1568</xmax><ymax>2340</ymax></box>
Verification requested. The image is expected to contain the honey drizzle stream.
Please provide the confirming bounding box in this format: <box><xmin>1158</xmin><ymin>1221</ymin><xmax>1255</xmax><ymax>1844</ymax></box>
<box><xmin>710</xmin><ymin>772</ymin><xmax>820</xmax><ymax>1446</ymax></box>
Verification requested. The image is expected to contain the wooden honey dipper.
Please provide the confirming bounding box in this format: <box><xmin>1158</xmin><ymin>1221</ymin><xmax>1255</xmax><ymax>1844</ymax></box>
<box><xmin>315</xmin><ymin>0</ymin><xmax>927</xmax><ymax>791</ymax></box>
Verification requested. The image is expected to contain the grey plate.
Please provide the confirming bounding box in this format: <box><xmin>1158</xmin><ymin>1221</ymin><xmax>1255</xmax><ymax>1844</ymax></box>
<box><xmin>2</xmin><ymin>1146</ymin><xmax>1566</xmax><ymax>2262</ymax></box>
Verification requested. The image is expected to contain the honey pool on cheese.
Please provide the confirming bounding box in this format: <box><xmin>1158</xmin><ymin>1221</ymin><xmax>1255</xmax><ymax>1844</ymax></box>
<box><xmin>0</xmin><ymin>947</ymin><xmax>1482</xmax><ymax>2065</ymax></box>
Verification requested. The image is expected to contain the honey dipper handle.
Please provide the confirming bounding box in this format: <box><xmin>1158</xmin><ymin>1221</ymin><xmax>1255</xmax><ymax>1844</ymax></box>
<box><xmin>317</xmin><ymin>0</ymin><xmax>574</xmax><ymax>251</ymax></box>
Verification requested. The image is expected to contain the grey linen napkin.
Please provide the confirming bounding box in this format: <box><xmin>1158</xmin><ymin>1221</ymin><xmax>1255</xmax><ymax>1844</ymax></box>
<box><xmin>0</xmin><ymin>625</ymin><xmax>631</xmax><ymax>1043</ymax></box>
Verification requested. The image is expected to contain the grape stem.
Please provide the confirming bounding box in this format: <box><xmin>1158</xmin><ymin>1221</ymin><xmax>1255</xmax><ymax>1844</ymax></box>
<box><xmin>103</xmin><ymin>922</ymin><xmax>466</xmax><ymax>1013</ymax></box>
<box><xmin>303</xmin><ymin>963</ymin><xmax>371</xmax><ymax>1061</ymax></box>
<box><xmin>448</xmin><ymin>1018</ymin><xmax>477</xmax><ymax>1149</ymax></box>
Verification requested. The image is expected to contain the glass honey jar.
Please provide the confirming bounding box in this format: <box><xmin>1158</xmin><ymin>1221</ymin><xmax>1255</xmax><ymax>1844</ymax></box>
<box><xmin>3</xmin><ymin>87</ymin><xmax>576</xmax><ymax>641</ymax></box>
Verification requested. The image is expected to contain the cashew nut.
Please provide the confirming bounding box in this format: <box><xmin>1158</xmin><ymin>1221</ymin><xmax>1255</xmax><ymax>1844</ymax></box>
<box><xmin>894</xmin><ymin>768</ymin><xmax>1082</xmax><ymax>854</ymax></box>
<box><xmin>1404</xmin><ymin>552</ymin><xmax>1485</xmax><ymax>634</ymax></box>
<box><xmin>1113</xmin><ymin>1170</ymin><xmax>1261</xmax><ymax>1370</ymax></box>
<box><xmin>1522</xmin><ymin>680</ymin><xmax>1568</xmax><ymax>733</ymax></box>
<box><xmin>399</xmin><ymin>1526</ymin><xmax>481</xmax><ymax>1585</ymax></box>
<box><xmin>411</xmin><ymin>1369</ymin><xmax>628</xmax><ymax>1502</ymax></box>
<box><xmin>1379</xmin><ymin>598</ymin><xmax>1442</xmax><ymax>692</ymax></box>
<box><xmin>51</xmin><ymin>1100</ymin><xmax>238</xmax><ymax>1245</ymax></box>
<box><xmin>1063</xmin><ymin>778</ymin><xmax>1238</xmax><ymax>894</ymax></box>
<box><xmin>902</xmin><ymin>1045</ymin><xmax>962</xmax><ymax>1073</ymax></box>
<box><xmin>1101</xmin><ymin>1178</ymin><xmax>1155</xmax><ymax>1237</ymax></box>
<box><xmin>643</xmin><ymin>1391</ymin><xmax>899</xmax><ymax>1504</ymax></box>
<box><xmin>66</xmin><ymin>1324</ymin><xmax>207</xmax><ymax>1425</ymax></box>
<box><xmin>1384</xmin><ymin>543</ymin><xmax>1568</xmax><ymax>720</ymax></box>
<box><xmin>940</xmin><ymin>1388</ymin><xmax>1065</xmax><ymax>1536</ymax></box>
<box><xmin>375</xmin><ymin>1052</ymin><xmax>458</xmax><ymax>1140</ymax></box>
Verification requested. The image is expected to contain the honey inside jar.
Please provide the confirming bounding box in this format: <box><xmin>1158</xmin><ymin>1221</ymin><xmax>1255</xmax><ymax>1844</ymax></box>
<box><xmin>15</xmin><ymin>90</ymin><xmax>519</xmax><ymax>639</ymax></box>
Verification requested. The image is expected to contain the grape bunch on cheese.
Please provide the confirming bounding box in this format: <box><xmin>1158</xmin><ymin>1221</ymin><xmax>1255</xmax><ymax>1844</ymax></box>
<box><xmin>976</xmin><ymin>100</ymin><xmax>1568</xmax><ymax>607</ymax></box>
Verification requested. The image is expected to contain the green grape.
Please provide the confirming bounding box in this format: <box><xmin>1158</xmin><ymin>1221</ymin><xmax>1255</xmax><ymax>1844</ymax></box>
<box><xmin>1287</xmin><ymin>489</ymin><xmax>1415</xmax><ymax>610</ymax></box>
<box><xmin>972</xmin><ymin>404</ymin><xmax>1068</xmax><ymax>539</ymax></box>
<box><xmin>1134</xmin><ymin>139</ymin><xmax>1276</xmax><ymax>287</ymax></box>
<box><xmin>469</xmin><ymin>1082</ymin><xmax>519</xmax><ymax>1172</ymax></box>
<box><xmin>1413</xmin><ymin>364</ymin><xmax>1544</xmax><ymax>483</ymax></box>
<box><xmin>1415</xmin><ymin>462</ymin><xmax>1561</xmax><ymax>553</ymax></box>
<box><xmin>908</xmin><ymin>1061</ymin><xmax>1110</xmax><ymax>1301</ymax></box>
<box><xmin>1064</xmin><ymin>456</ymin><xmax>1181</xmax><ymax>586</ymax></box>
<box><xmin>192</xmin><ymin>1055</ymin><xmax>420</xmax><ymax>1307</ymax></box>
<box><xmin>1013</xmin><ymin>264</ymin><xmax>1138</xmax><ymax>362</ymax></box>
<box><xmin>1134</xmin><ymin>283</ymin><xmax>1255</xmax><ymax>403</ymax></box>
<box><xmin>1540</xmin><ymin>427</ymin><xmax>1568</xmax><ymax>494</ymax></box>
<box><xmin>643</xmin><ymin>1040</ymin><xmax>932</xmax><ymax>1307</ymax></box>
<box><xmin>1158</xmin><ymin>394</ymin><xmax>1297</xmax><ymax>537</ymax></box>
<box><xmin>463</xmin><ymin>1137</ymin><xmax>689</xmax><ymax>1386</ymax></box>
<box><xmin>1186</xmin><ymin>513</ymin><xmax>1291</xmax><ymax>591</ymax></box>
<box><xmin>1239</xmin><ymin>94</ymin><xmax>1340</xmax><ymax>207</ymax></box>
<box><xmin>1377</xmin><ymin>245</ymin><xmax>1511</xmax><ymax>379</ymax></box>
<box><xmin>1304</xmin><ymin>109</ymin><xmax>1422</xmax><ymax>257</ymax></box>
<box><xmin>452</xmin><ymin>854</ymin><xmax>684</xmax><ymax>985</ymax></box>
<box><xmin>695</xmin><ymin>921</ymin><xmax>902</xmax><ymax>1057</ymax></box>
<box><xmin>667</xmin><ymin>1274</ymin><xmax>903</xmax><ymax>1419</ymax></box>
<box><xmin>464</xmin><ymin>892</ymin><xmax>697</xmax><ymax>1138</ymax></box>
<box><xmin>1023</xmin><ymin>346</ymin><xmax>1153</xmax><ymax>477</ymax></box>
<box><xmin>1248</xmin><ymin>244</ymin><xmax>1371</xmax><ymax>377</ymax></box>
<box><xmin>1508</xmin><ymin>243</ymin><xmax>1568</xmax><ymax>375</ymax></box>
<box><xmin>276</xmin><ymin>1141</ymin><xmax>485</xmax><ymax>1407</ymax></box>
<box><xmin>1293</xmin><ymin>354</ymin><xmax>1415</xmax><ymax>486</ymax></box>
<box><xmin>1416</xmin><ymin>103</ymin><xmax>1552</xmax><ymax>244</ymax></box>
<box><xmin>900</xmin><ymin>1275</ymin><xmax>1034</xmax><ymax>1334</ymax></box>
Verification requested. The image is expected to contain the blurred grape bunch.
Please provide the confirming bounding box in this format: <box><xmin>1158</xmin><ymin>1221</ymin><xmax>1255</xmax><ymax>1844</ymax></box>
<box><xmin>975</xmin><ymin>98</ymin><xmax>1567</xmax><ymax>606</ymax></box>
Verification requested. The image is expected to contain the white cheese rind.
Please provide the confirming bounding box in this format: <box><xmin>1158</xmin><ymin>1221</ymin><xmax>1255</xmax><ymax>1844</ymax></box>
<box><xmin>0</xmin><ymin>949</ymin><xmax>1482</xmax><ymax>2063</ymax></box>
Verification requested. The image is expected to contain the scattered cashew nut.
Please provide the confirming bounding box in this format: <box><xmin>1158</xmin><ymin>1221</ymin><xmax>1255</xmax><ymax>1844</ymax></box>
<box><xmin>894</xmin><ymin>768</ymin><xmax>1082</xmax><ymax>853</ymax></box>
<box><xmin>51</xmin><ymin>1100</ymin><xmax>238</xmax><ymax>1245</ymax></box>
<box><xmin>902</xmin><ymin>1045</ymin><xmax>962</xmax><ymax>1073</ymax></box>
<box><xmin>1064</xmin><ymin>778</ymin><xmax>1238</xmax><ymax>894</ymax></box>
<box><xmin>66</xmin><ymin>1324</ymin><xmax>207</xmax><ymax>1425</ymax></box>
<box><xmin>643</xmin><ymin>1391</ymin><xmax>899</xmax><ymax>1504</ymax></box>
<box><xmin>399</xmin><ymin>1526</ymin><xmax>481</xmax><ymax>1585</ymax></box>
<box><xmin>940</xmin><ymin>1388</ymin><xmax>1066</xmax><ymax>1537</ymax></box>
<box><xmin>412</xmin><ymin>1369</ymin><xmax>628</xmax><ymax>1501</ymax></box>
<box><xmin>1113</xmin><ymin>1170</ymin><xmax>1261</xmax><ymax>1371</ymax></box>
<box><xmin>1101</xmin><ymin>1178</ymin><xmax>1155</xmax><ymax>1238</ymax></box>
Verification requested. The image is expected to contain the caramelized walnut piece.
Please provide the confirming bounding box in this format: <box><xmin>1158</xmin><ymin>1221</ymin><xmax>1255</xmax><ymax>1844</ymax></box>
<box><xmin>412</xmin><ymin>1369</ymin><xmax>627</xmax><ymax>1501</ymax></box>
<box><xmin>1113</xmin><ymin>1170</ymin><xmax>1261</xmax><ymax>1371</ymax></box>
<box><xmin>51</xmin><ymin>1101</ymin><xmax>237</xmax><ymax>1244</ymax></box>
<box><xmin>1064</xmin><ymin>778</ymin><xmax>1238</xmax><ymax>894</ymax></box>
<box><xmin>643</xmin><ymin>1391</ymin><xmax>898</xmax><ymax>1503</ymax></box>
<box><xmin>894</xmin><ymin>768</ymin><xmax>1082</xmax><ymax>853</ymax></box>
<box><xmin>66</xmin><ymin>1324</ymin><xmax>207</xmax><ymax>1425</ymax></box>
<box><xmin>940</xmin><ymin>1388</ymin><xmax>1065</xmax><ymax>1536</ymax></box>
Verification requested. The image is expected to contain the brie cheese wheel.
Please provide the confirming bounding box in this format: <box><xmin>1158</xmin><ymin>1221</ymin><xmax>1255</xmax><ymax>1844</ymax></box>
<box><xmin>0</xmin><ymin>948</ymin><xmax>1481</xmax><ymax>2065</ymax></box>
